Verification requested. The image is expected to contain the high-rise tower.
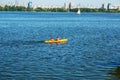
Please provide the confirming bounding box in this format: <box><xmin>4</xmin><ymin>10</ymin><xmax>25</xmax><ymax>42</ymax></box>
<box><xmin>64</xmin><ymin>2</ymin><xmax>68</xmax><ymax>9</ymax></box>
<box><xmin>101</xmin><ymin>3</ymin><xmax>107</xmax><ymax>9</ymax></box>
<box><xmin>69</xmin><ymin>2</ymin><xmax>74</xmax><ymax>9</ymax></box>
<box><xmin>107</xmin><ymin>3</ymin><xmax>112</xmax><ymax>10</ymax></box>
<box><xmin>28</xmin><ymin>1</ymin><xmax>32</xmax><ymax>8</ymax></box>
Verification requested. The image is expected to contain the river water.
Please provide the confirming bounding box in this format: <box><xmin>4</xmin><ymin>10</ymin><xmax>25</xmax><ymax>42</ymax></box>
<box><xmin>0</xmin><ymin>12</ymin><xmax>120</xmax><ymax>80</ymax></box>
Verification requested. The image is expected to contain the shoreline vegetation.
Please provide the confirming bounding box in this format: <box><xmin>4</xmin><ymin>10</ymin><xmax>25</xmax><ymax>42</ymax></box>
<box><xmin>0</xmin><ymin>5</ymin><xmax>120</xmax><ymax>13</ymax></box>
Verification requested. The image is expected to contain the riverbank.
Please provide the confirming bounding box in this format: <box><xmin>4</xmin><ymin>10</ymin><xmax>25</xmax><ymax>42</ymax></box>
<box><xmin>0</xmin><ymin>5</ymin><xmax>120</xmax><ymax>13</ymax></box>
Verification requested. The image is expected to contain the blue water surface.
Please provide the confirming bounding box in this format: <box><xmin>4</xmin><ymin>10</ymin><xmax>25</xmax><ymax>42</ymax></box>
<box><xmin>0</xmin><ymin>12</ymin><xmax>120</xmax><ymax>80</ymax></box>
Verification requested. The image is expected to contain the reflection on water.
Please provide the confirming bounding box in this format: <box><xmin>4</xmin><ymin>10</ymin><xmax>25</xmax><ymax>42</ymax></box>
<box><xmin>0</xmin><ymin>40</ymin><xmax>44</xmax><ymax>46</ymax></box>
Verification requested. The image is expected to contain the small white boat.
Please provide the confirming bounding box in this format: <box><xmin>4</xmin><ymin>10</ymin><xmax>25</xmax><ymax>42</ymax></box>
<box><xmin>77</xmin><ymin>9</ymin><xmax>80</xmax><ymax>14</ymax></box>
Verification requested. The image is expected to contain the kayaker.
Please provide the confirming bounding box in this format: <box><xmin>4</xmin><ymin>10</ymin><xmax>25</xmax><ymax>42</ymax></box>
<box><xmin>56</xmin><ymin>37</ymin><xmax>59</xmax><ymax>41</ymax></box>
<box><xmin>50</xmin><ymin>37</ymin><xmax>54</xmax><ymax>41</ymax></box>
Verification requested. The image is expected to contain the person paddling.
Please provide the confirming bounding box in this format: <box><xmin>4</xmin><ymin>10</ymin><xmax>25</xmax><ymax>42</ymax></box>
<box><xmin>50</xmin><ymin>37</ymin><xmax>54</xmax><ymax>41</ymax></box>
<box><xmin>56</xmin><ymin>37</ymin><xmax>59</xmax><ymax>41</ymax></box>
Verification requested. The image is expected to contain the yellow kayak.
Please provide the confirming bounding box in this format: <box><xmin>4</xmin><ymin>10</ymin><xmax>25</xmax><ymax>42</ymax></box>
<box><xmin>44</xmin><ymin>39</ymin><xmax>68</xmax><ymax>43</ymax></box>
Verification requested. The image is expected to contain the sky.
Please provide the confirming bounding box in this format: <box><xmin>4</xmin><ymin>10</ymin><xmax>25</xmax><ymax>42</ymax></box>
<box><xmin>0</xmin><ymin>0</ymin><xmax>120</xmax><ymax>7</ymax></box>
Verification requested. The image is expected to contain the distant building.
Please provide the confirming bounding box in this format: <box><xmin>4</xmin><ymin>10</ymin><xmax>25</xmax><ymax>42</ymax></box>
<box><xmin>37</xmin><ymin>5</ymin><xmax>62</xmax><ymax>9</ymax></box>
<box><xmin>64</xmin><ymin>2</ymin><xmax>68</xmax><ymax>9</ymax></box>
<box><xmin>118</xmin><ymin>6</ymin><xmax>120</xmax><ymax>10</ymax></box>
<box><xmin>112</xmin><ymin>5</ymin><xmax>120</xmax><ymax>10</ymax></box>
<box><xmin>28</xmin><ymin>1</ymin><xmax>32</xmax><ymax>8</ymax></box>
<box><xmin>15</xmin><ymin>0</ymin><xmax>19</xmax><ymax>6</ymax></box>
<box><xmin>77</xmin><ymin>3</ymin><xmax>81</xmax><ymax>8</ymax></box>
<box><xmin>107</xmin><ymin>3</ymin><xmax>112</xmax><ymax>10</ymax></box>
<box><xmin>101</xmin><ymin>3</ymin><xmax>107</xmax><ymax>9</ymax></box>
<box><xmin>69</xmin><ymin>2</ymin><xmax>74</xmax><ymax>9</ymax></box>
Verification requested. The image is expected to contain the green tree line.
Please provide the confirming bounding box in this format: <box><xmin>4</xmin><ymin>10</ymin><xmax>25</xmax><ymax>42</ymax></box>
<box><xmin>0</xmin><ymin>5</ymin><xmax>68</xmax><ymax>12</ymax></box>
<box><xmin>0</xmin><ymin>5</ymin><xmax>120</xmax><ymax>13</ymax></box>
<box><xmin>70</xmin><ymin>8</ymin><xmax>120</xmax><ymax>13</ymax></box>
